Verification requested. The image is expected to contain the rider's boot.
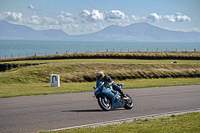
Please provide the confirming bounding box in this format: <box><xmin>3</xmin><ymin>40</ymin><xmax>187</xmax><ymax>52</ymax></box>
<box><xmin>113</xmin><ymin>84</ymin><xmax>129</xmax><ymax>101</ymax></box>
<box><xmin>118</xmin><ymin>89</ymin><xmax>129</xmax><ymax>101</ymax></box>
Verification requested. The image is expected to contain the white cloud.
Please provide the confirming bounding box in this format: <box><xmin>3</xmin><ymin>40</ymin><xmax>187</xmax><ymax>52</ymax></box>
<box><xmin>79</xmin><ymin>9</ymin><xmax>91</xmax><ymax>22</ymax></box>
<box><xmin>60</xmin><ymin>11</ymin><xmax>73</xmax><ymax>17</ymax></box>
<box><xmin>30</xmin><ymin>15</ymin><xmax>41</xmax><ymax>24</ymax></box>
<box><xmin>66</xmin><ymin>13</ymin><xmax>73</xmax><ymax>17</ymax></box>
<box><xmin>0</xmin><ymin>7</ymin><xmax>193</xmax><ymax>35</ymax></box>
<box><xmin>0</xmin><ymin>11</ymin><xmax>22</xmax><ymax>22</ymax></box>
<box><xmin>79</xmin><ymin>9</ymin><xmax>127</xmax><ymax>23</ymax></box>
<box><xmin>25</xmin><ymin>11</ymin><xmax>75</xmax><ymax>26</ymax></box>
<box><xmin>105</xmin><ymin>10</ymin><xmax>125</xmax><ymax>20</ymax></box>
<box><xmin>174</xmin><ymin>12</ymin><xmax>191</xmax><ymax>22</ymax></box>
<box><xmin>147</xmin><ymin>12</ymin><xmax>191</xmax><ymax>22</ymax></box>
<box><xmin>80</xmin><ymin>9</ymin><xmax>90</xmax><ymax>18</ymax></box>
<box><xmin>27</xmin><ymin>5</ymin><xmax>34</xmax><ymax>10</ymax></box>
<box><xmin>147</xmin><ymin>13</ymin><xmax>162</xmax><ymax>22</ymax></box>
<box><xmin>130</xmin><ymin>15</ymin><xmax>140</xmax><ymax>21</ymax></box>
<box><xmin>56</xmin><ymin>14</ymin><xmax>75</xmax><ymax>24</ymax></box>
<box><xmin>90</xmin><ymin>9</ymin><xmax>104</xmax><ymax>21</ymax></box>
<box><xmin>40</xmin><ymin>17</ymin><xmax>55</xmax><ymax>25</ymax></box>
<box><xmin>19</xmin><ymin>11</ymin><xmax>77</xmax><ymax>34</ymax></box>
<box><xmin>79</xmin><ymin>9</ymin><xmax>104</xmax><ymax>22</ymax></box>
<box><xmin>163</xmin><ymin>15</ymin><xmax>176</xmax><ymax>22</ymax></box>
<box><xmin>27</xmin><ymin>5</ymin><xmax>40</xmax><ymax>14</ymax></box>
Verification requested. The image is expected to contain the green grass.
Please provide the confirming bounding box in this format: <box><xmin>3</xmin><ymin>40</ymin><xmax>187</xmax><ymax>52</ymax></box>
<box><xmin>0</xmin><ymin>78</ymin><xmax>200</xmax><ymax>98</ymax></box>
<box><xmin>1</xmin><ymin>59</ymin><xmax>200</xmax><ymax>83</ymax></box>
<box><xmin>1</xmin><ymin>58</ymin><xmax>200</xmax><ymax>64</ymax></box>
<box><xmin>41</xmin><ymin>112</ymin><xmax>200</xmax><ymax>133</ymax></box>
<box><xmin>0</xmin><ymin>58</ymin><xmax>200</xmax><ymax>97</ymax></box>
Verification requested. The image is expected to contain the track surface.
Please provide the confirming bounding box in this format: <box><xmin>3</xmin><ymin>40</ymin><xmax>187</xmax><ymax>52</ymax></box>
<box><xmin>0</xmin><ymin>85</ymin><xmax>200</xmax><ymax>133</ymax></box>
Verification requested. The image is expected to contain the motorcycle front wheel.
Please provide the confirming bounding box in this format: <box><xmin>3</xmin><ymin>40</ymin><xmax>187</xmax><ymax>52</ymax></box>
<box><xmin>98</xmin><ymin>95</ymin><xmax>111</xmax><ymax>111</ymax></box>
<box><xmin>124</xmin><ymin>94</ymin><xmax>133</xmax><ymax>109</ymax></box>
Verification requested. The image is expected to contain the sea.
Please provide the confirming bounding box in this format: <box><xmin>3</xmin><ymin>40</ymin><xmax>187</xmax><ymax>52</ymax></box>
<box><xmin>0</xmin><ymin>40</ymin><xmax>200</xmax><ymax>59</ymax></box>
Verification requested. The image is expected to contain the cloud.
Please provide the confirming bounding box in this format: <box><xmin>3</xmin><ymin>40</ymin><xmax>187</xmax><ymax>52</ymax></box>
<box><xmin>60</xmin><ymin>11</ymin><xmax>73</xmax><ymax>17</ymax></box>
<box><xmin>79</xmin><ymin>9</ymin><xmax>127</xmax><ymax>23</ymax></box>
<box><xmin>162</xmin><ymin>15</ymin><xmax>176</xmax><ymax>22</ymax></box>
<box><xmin>147</xmin><ymin>12</ymin><xmax>191</xmax><ymax>22</ymax></box>
<box><xmin>27</xmin><ymin>15</ymin><xmax>75</xmax><ymax>26</ymax></box>
<box><xmin>24</xmin><ymin>8</ymin><xmax>75</xmax><ymax>24</ymax></box>
<box><xmin>24</xmin><ymin>14</ymin><xmax>77</xmax><ymax>33</ymax></box>
<box><xmin>27</xmin><ymin>5</ymin><xmax>34</xmax><ymax>10</ymax></box>
<box><xmin>0</xmin><ymin>7</ymin><xmax>193</xmax><ymax>35</ymax></box>
<box><xmin>105</xmin><ymin>10</ymin><xmax>125</xmax><ymax>20</ymax></box>
<box><xmin>0</xmin><ymin>11</ymin><xmax>22</xmax><ymax>22</ymax></box>
<box><xmin>27</xmin><ymin>5</ymin><xmax>40</xmax><ymax>14</ymax></box>
<box><xmin>147</xmin><ymin>13</ymin><xmax>162</xmax><ymax>22</ymax></box>
<box><xmin>79</xmin><ymin>9</ymin><xmax>104</xmax><ymax>22</ymax></box>
<box><xmin>130</xmin><ymin>15</ymin><xmax>140</xmax><ymax>21</ymax></box>
<box><xmin>56</xmin><ymin>15</ymin><xmax>75</xmax><ymax>24</ymax></box>
<box><xmin>29</xmin><ymin>15</ymin><xmax>41</xmax><ymax>24</ymax></box>
<box><xmin>90</xmin><ymin>9</ymin><xmax>104</xmax><ymax>21</ymax></box>
<box><xmin>174</xmin><ymin>12</ymin><xmax>191</xmax><ymax>22</ymax></box>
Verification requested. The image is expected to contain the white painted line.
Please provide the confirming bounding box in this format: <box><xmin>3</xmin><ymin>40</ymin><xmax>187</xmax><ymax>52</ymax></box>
<box><xmin>50</xmin><ymin>108</ymin><xmax>200</xmax><ymax>132</ymax></box>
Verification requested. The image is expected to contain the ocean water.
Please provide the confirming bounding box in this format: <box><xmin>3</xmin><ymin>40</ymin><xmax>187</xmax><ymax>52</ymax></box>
<box><xmin>0</xmin><ymin>40</ymin><xmax>200</xmax><ymax>58</ymax></box>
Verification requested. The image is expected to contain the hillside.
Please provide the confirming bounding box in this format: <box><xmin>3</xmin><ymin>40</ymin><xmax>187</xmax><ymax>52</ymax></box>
<box><xmin>0</xmin><ymin>20</ymin><xmax>69</xmax><ymax>40</ymax></box>
<box><xmin>72</xmin><ymin>22</ymin><xmax>200</xmax><ymax>42</ymax></box>
<box><xmin>0</xmin><ymin>20</ymin><xmax>200</xmax><ymax>42</ymax></box>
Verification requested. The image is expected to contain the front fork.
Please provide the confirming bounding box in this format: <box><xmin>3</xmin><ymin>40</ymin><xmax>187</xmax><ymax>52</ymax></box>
<box><xmin>102</xmin><ymin>95</ymin><xmax>108</xmax><ymax>103</ymax></box>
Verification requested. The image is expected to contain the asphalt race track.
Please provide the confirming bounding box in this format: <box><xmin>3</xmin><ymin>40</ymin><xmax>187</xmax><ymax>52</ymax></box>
<box><xmin>0</xmin><ymin>85</ymin><xmax>200</xmax><ymax>133</ymax></box>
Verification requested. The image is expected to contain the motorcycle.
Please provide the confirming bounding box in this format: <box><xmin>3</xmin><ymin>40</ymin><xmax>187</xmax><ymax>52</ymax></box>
<box><xmin>93</xmin><ymin>81</ymin><xmax>133</xmax><ymax>111</ymax></box>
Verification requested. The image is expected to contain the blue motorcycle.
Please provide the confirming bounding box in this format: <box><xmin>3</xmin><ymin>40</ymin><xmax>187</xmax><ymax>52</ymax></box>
<box><xmin>94</xmin><ymin>81</ymin><xmax>133</xmax><ymax>111</ymax></box>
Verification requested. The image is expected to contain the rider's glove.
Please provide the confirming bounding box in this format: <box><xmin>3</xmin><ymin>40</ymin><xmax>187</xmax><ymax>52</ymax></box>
<box><xmin>105</xmin><ymin>83</ymin><xmax>112</xmax><ymax>88</ymax></box>
<box><xmin>106</xmin><ymin>84</ymin><xmax>110</xmax><ymax>88</ymax></box>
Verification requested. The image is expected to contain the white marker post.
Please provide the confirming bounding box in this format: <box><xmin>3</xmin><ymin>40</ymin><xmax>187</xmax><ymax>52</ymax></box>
<box><xmin>50</xmin><ymin>74</ymin><xmax>60</xmax><ymax>87</ymax></box>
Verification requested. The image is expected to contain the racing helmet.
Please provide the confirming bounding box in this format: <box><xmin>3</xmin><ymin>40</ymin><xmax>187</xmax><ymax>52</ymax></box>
<box><xmin>96</xmin><ymin>71</ymin><xmax>104</xmax><ymax>81</ymax></box>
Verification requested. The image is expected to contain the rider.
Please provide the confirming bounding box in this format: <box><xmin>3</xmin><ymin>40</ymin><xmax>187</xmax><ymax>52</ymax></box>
<box><xmin>96</xmin><ymin>71</ymin><xmax>127</xmax><ymax>99</ymax></box>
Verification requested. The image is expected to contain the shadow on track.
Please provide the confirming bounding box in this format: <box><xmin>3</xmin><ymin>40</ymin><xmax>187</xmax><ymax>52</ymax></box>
<box><xmin>62</xmin><ymin>109</ymin><xmax>103</xmax><ymax>112</ymax></box>
<box><xmin>62</xmin><ymin>108</ymin><xmax>126</xmax><ymax>113</ymax></box>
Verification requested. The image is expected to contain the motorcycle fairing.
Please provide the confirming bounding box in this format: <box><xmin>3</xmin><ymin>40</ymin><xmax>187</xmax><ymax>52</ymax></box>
<box><xmin>95</xmin><ymin>81</ymin><xmax>125</xmax><ymax>109</ymax></box>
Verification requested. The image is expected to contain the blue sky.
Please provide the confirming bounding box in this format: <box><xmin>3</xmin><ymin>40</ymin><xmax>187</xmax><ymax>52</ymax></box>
<box><xmin>0</xmin><ymin>0</ymin><xmax>199</xmax><ymax>35</ymax></box>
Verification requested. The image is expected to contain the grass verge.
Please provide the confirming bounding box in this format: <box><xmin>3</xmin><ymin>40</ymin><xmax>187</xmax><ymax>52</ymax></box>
<box><xmin>41</xmin><ymin>112</ymin><xmax>200</xmax><ymax>133</ymax></box>
<box><xmin>0</xmin><ymin>78</ymin><xmax>200</xmax><ymax>98</ymax></box>
<box><xmin>0</xmin><ymin>58</ymin><xmax>199</xmax><ymax>97</ymax></box>
<box><xmin>1</xmin><ymin>59</ymin><xmax>200</xmax><ymax>83</ymax></box>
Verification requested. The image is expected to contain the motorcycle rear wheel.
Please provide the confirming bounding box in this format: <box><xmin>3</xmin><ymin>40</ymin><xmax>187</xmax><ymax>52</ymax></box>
<box><xmin>98</xmin><ymin>95</ymin><xmax>111</xmax><ymax>111</ymax></box>
<box><xmin>124</xmin><ymin>94</ymin><xmax>133</xmax><ymax>109</ymax></box>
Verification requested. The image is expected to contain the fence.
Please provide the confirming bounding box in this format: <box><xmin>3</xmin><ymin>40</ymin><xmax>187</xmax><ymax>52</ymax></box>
<box><xmin>0</xmin><ymin>48</ymin><xmax>198</xmax><ymax>59</ymax></box>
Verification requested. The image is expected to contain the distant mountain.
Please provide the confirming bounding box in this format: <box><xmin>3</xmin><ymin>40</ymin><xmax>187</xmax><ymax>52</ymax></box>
<box><xmin>69</xmin><ymin>22</ymin><xmax>200</xmax><ymax>42</ymax></box>
<box><xmin>0</xmin><ymin>20</ymin><xmax>200</xmax><ymax>42</ymax></box>
<box><xmin>0</xmin><ymin>20</ymin><xmax>69</xmax><ymax>40</ymax></box>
